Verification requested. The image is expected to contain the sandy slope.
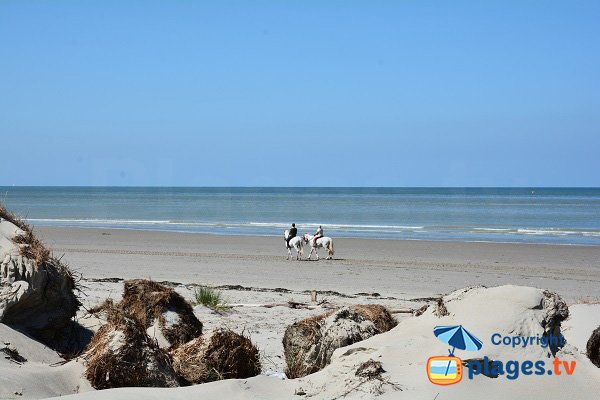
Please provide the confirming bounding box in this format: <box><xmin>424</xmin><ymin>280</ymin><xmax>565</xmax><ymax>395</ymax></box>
<box><xmin>0</xmin><ymin>324</ymin><xmax>92</xmax><ymax>399</ymax></box>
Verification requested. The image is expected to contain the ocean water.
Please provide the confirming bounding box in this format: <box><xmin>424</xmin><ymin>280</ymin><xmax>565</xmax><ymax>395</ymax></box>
<box><xmin>1</xmin><ymin>187</ymin><xmax>599</xmax><ymax>245</ymax></box>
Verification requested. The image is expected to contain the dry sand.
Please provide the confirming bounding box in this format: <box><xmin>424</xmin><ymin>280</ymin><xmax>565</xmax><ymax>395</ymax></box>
<box><xmin>38</xmin><ymin>227</ymin><xmax>600</xmax><ymax>302</ymax></box>
<box><xmin>2</xmin><ymin>226</ymin><xmax>600</xmax><ymax>399</ymax></box>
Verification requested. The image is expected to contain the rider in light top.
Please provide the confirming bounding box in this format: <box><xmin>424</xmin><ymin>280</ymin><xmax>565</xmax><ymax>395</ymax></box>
<box><xmin>313</xmin><ymin>225</ymin><xmax>323</xmax><ymax>245</ymax></box>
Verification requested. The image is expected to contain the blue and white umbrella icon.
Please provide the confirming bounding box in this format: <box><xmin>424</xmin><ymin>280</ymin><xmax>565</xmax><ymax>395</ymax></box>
<box><xmin>433</xmin><ymin>325</ymin><xmax>483</xmax><ymax>376</ymax></box>
<box><xmin>434</xmin><ymin>325</ymin><xmax>483</xmax><ymax>354</ymax></box>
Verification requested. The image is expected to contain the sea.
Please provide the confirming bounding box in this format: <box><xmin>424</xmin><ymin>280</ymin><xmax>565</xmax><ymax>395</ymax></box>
<box><xmin>1</xmin><ymin>187</ymin><xmax>599</xmax><ymax>246</ymax></box>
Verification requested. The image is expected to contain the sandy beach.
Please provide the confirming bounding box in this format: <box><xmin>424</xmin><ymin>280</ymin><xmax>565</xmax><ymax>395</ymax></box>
<box><xmin>38</xmin><ymin>227</ymin><xmax>600</xmax><ymax>302</ymax></box>
<box><xmin>3</xmin><ymin>224</ymin><xmax>600</xmax><ymax>399</ymax></box>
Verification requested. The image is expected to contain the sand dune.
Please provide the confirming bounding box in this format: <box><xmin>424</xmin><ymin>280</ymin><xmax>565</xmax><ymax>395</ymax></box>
<box><xmin>43</xmin><ymin>285</ymin><xmax>600</xmax><ymax>400</ymax></box>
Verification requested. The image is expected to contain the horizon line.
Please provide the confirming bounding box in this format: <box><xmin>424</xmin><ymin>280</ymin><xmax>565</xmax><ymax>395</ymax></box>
<box><xmin>1</xmin><ymin>185</ymin><xmax>600</xmax><ymax>189</ymax></box>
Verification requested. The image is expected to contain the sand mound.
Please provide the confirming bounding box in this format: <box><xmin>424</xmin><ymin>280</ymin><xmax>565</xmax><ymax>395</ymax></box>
<box><xmin>83</xmin><ymin>306</ymin><xmax>180</xmax><ymax>389</ymax></box>
<box><xmin>35</xmin><ymin>285</ymin><xmax>600</xmax><ymax>400</ymax></box>
<box><xmin>0</xmin><ymin>204</ymin><xmax>79</xmax><ymax>345</ymax></box>
<box><xmin>171</xmin><ymin>329</ymin><xmax>261</xmax><ymax>384</ymax></box>
<box><xmin>283</xmin><ymin>304</ymin><xmax>396</xmax><ymax>378</ymax></box>
<box><xmin>92</xmin><ymin>279</ymin><xmax>203</xmax><ymax>349</ymax></box>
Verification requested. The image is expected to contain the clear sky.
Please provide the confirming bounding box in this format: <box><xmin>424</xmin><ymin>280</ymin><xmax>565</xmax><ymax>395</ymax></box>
<box><xmin>1</xmin><ymin>1</ymin><xmax>599</xmax><ymax>186</ymax></box>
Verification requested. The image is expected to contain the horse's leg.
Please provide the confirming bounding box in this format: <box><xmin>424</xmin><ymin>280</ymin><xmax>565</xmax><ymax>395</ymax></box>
<box><xmin>287</xmin><ymin>247</ymin><xmax>292</xmax><ymax>260</ymax></box>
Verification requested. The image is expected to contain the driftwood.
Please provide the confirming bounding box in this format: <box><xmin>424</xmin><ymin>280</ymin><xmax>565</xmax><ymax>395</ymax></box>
<box><xmin>389</xmin><ymin>309</ymin><xmax>414</xmax><ymax>314</ymax></box>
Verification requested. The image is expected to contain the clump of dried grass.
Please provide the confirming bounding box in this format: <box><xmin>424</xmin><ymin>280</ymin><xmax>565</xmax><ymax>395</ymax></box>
<box><xmin>587</xmin><ymin>326</ymin><xmax>600</xmax><ymax>368</ymax></box>
<box><xmin>0</xmin><ymin>203</ymin><xmax>50</xmax><ymax>265</ymax></box>
<box><xmin>332</xmin><ymin>359</ymin><xmax>402</xmax><ymax>399</ymax></box>
<box><xmin>171</xmin><ymin>329</ymin><xmax>261</xmax><ymax>384</ymax></box>
<box><xmin>355</xmin><ymin>359</ymin><xmax>385</xmax><ymax>378</ymax></box>
<box><xmin>1</xmin><ymin>345</ymin><xmax>27</xmax><ymax>364</ymax></box>
<box><xmin>351</xmin><ymin>304</ymin><xmax>397</xmax><ymax>332</ymax></box>
<box><xmin>84</xmin><ymin>302</ymin><xmax>180</xmax><ymax>389</ymax></box>
<box><xmin>433</xmin><ymin>297</ymin><xmax>449</xmax><ymax>317</ymax></box>
<box><xmin>283</xmin><ymin>305</ymin><xmax>397</xmax><ymax>379</ymax></box>
<box><xmin>0</xmin><ymin>203</ymin><xmax>28</xmax><ymax>231</ymax></box>
<box><xmin>0</xmin><ymin>203</ymin><xmax>79</xmax><ymax>349</ymax></box>
<box><xmin>282</xmin><ymin>313</ymin><xmax>329</xmax><ymax>379</ymax></box>
<box><xmin>118</xmin><ymin>279</ymin><xmax>203</xmax><ymax>347</ymax></box>
<box><xmin>89</xmin><ymin>280</ymin><xmax>203</xmax><ymax>348</ymax></box>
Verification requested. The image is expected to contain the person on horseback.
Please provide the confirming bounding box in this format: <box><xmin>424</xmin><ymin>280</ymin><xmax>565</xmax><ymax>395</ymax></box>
<box><xmin>286</xmin><ymin>223</ymin><xmax>297</xmax><ymax>248</ymax></box>
<box><xmin>313</xmin><ymin>225</ymin><xmax>323</xmax><ymax>245</ymax></box>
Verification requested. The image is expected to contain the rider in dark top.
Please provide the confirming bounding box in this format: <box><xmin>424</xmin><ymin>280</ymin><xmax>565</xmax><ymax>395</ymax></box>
<box><xmin>286</xmin><ymin>223</ymin><xmax>297</xmax><ymax>248</ymax></box>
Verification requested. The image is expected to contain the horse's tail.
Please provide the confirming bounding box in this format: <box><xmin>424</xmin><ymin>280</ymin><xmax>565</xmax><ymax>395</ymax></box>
<box><xmin>327</xmin><ymin>239</ymin><xmax>334</xmax><ymax>257</ymax></box>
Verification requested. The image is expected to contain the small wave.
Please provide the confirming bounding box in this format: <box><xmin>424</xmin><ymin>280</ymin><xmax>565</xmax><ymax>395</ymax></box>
<box><xmin>248</xmin><ymin>222</ymin><xmax>424</xmax><ymax>230</ymax></box>
<box><xmin>517</xmin><ymin>228</ymin><xmax>579</xmax><ymax>236</ymax></box>
<box><xmin>470</xmin><ymin>227</ymin><xmax>600</xmax><ymax>239</ymax></box>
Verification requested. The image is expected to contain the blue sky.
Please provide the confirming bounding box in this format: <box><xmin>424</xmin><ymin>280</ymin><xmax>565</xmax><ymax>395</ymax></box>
<box><xmin>1</xmin><ymin>1</ymin><xmax>599</xmax><ymax>186</ymax></box>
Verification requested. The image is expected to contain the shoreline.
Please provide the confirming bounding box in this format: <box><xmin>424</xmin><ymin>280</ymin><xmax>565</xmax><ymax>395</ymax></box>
<box><xmin>32</xmin><ymin>224</ymin><xmax>600</xmax><ymax>247</ymax></box>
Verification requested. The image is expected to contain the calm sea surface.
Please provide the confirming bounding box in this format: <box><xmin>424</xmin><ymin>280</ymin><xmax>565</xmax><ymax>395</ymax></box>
<box><xmin>1</xmin><ymin>187</ymin><xmax>599</xmax><ymax>245</ymax></box>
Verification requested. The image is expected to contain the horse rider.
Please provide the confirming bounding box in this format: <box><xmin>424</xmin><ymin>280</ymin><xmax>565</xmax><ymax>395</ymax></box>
<box><xmin>286</xmin><ymin>223</ymin><xmax>297</xmax><ymax>248</ymax></box>
<box><xmin>313</xmin><ymin>225</ymin><xmax>323</xmax><ymax>245</ymax></box>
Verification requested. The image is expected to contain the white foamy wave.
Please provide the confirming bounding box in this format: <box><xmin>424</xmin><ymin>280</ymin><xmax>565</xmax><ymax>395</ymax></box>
<box><xmin>249</xmin><ymin>222</ymin><xmax>424</xmax><ymax>230</ymax></box>
<box><xmin>518</xmin><ymin>228</ymin><xmax>578</xmax><ymax>236</ymax></box>
<box><xmin>471</xmin><ymin>226</ymin><xmax>600</xmax><ymax>239</ymax></box>
<box><xmin>473</xmin><ymin>228</ymin><xmax>513</xmax><ymax>232</ymax></box>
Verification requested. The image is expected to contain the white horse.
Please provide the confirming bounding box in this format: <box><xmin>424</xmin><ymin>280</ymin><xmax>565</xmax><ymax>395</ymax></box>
<box><xmin>284</xmin><ymin>229</ymin><xmax>304</xmax><ymax>260</ymax></box>
<box><xmin>302</xmin><ymin>233</ymin><xmax>334</xmax><ymax>260</ymax></box>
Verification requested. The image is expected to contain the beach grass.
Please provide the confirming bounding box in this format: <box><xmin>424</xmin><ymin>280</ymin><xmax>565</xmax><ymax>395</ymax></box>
<box><xmin>193</xmin><ymin>286</ymin><xmax>229</xmax><ymax>312</ymax></box>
